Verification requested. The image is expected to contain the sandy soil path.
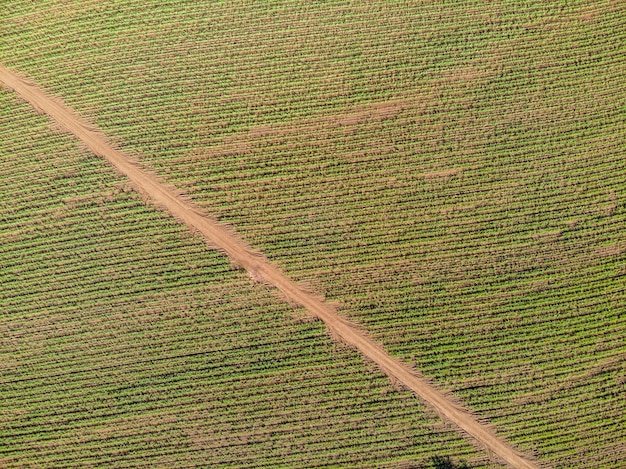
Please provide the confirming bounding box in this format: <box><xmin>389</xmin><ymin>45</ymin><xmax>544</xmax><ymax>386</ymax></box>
<box><xmin>0</xmin><ymin>65</ymin><xmax>539</xmax><ymax>469</ymax></box>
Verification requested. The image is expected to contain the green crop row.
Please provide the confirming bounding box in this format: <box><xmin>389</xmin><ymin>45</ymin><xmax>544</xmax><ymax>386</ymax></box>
<box><xmin>1</xmin><ymin>1</ymin><xmax>624</xmax><ymax>467</ymax></box>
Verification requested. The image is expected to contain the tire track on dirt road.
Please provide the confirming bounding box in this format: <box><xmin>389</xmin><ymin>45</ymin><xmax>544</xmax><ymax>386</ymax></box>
<box><xmin>0</xmin><ymin>65</ymin><xmax>539</xmax><ymax>469</ymax></box>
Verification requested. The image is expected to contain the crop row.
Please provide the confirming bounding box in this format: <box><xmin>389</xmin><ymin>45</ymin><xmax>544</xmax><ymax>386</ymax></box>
<box><xmin>2</xmin><ymin>1</ymin><xmax>625</xmax><ymax>466</ymax></box>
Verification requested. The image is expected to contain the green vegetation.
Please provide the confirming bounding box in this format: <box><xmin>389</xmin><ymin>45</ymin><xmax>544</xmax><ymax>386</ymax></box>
<box><xmin>428</xmin><ymin>456</ymin><xmax>472</xmax><ymax>469</ymax></box>
<box><xmin>1</xmin><ymin>0</ymin><xmax>625</xmax><ymax>467</ymax></box>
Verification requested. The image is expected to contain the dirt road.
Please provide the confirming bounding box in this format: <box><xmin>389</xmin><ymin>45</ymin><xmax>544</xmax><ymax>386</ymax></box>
<box><xmin>0</xmin><ymin>65</ymin><xmax>539</xmax><ymax>469</ymax></box>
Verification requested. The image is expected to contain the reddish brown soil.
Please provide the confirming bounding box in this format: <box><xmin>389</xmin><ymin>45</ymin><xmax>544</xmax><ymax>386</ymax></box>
<box><xmin>0</xmin><ymin>65</ymin><xmax>539</xmax><ymax>469</ymax></box>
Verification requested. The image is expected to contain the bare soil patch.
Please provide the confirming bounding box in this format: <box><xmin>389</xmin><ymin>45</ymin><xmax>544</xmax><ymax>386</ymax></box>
<box><xmin>0</xmin><ymin>65</ymin><xmax>539</xmax><ymax>469</ymax></box>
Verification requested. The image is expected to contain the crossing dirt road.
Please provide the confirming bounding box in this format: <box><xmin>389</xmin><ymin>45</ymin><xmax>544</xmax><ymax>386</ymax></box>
<box><xmin>0</xmin><ymin>65</ymin><xmax>539</xmax><ymax>469</ymax></box>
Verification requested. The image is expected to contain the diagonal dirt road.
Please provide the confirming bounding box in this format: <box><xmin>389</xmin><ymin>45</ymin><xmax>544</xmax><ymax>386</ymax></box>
<box><xmin>0</xmin><ymin>65</ymin><xmax>540</xmax><ymax>469</ymax></box>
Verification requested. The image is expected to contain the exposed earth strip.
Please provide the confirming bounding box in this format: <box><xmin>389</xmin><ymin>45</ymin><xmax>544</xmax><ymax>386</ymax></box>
<box><xmin>0</xmin><ymin>65</ymin><xmax>539</xmax><ymax>469</ymax></box>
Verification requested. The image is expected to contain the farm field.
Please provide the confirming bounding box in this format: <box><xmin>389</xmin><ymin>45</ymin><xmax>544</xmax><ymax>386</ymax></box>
<box><xmin>0</xmin><ymin>91</ymin><xmax>493</xmax><ymax>467</ymax></box>
<box><xmin>1</xmin><ymin>1</ymin><xmax>625</xmax><ymax>468</ymax></box>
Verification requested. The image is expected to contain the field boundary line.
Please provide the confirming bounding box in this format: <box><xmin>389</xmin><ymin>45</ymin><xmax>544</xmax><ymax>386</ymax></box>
<box><xmin>0</xmin><ymin>65</ymin><xmax>539</xmax><ymax>469</ymax></box>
